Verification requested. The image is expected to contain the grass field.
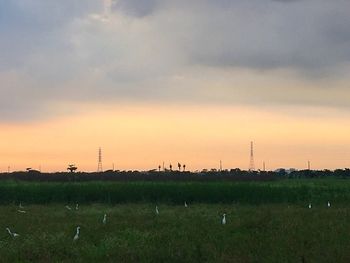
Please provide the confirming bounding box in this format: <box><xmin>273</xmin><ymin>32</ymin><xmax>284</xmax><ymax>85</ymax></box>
<box><xmin>1</xmin><ymin>203</ymin><xmax>350</xmax><ymax>262</ymax></box>
<box><xmin>1</xmin><ymin>178</ymin><xmax>350</xmax><ymax>262</ymax></box>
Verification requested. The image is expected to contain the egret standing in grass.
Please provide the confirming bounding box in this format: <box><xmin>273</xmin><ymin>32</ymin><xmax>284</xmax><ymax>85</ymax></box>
<box><xmin>6</xmin><ymin>228</ymin><xmax>19</xmax><ymax>238</ymax></box>
<box><xmin>184</xmin><ymin>201</ymin><xmax>188</xmax><ymax>208</ymax></box>
<box><xmin>17</xmin><ymin>210</ymin><xmax>26</xmax><ymax>213</ymax></box>
<box><xmin>19</xmin><ymin>203</ymin><xmax>24</xmax><ymax>209</ymax></box>
<box><xmin>328</xmin><ymin>201</ymin><xmax>331</xmax><ymax>208</ymax></box>
<box><xmin>76</xmin><ymin>203</ymin><xmax>79</xmax><ymax>210</ymax></box>
<box><xmin>222</xmin><ymin>214</ymin><xmax>226</xmax><ymax>225</ymax></box>
<box><xmin>65</xmin><ymin>205</ymin><xmax>72</xmax><ymax>211</ymax></box>
<box><xmin>103</xmin><ymin>214</ymin><xmax>107</xmax><ymax>225</ymax></box>
<box><xmin>73</xmin><ymin>226</ymin><xmax>80</xmax><ymax>241</ymax></box>
<box><xmin>156</xmin><ymin>205</ymin><xmax>159</xmax><ymax>215</ymax></box>
<box><xmin>308</xmin><ymin>203</ymin><xmax>312</xmax><ymax>209</ymax></box>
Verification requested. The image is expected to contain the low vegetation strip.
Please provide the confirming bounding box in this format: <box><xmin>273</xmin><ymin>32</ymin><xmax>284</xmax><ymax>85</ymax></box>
<box><xmin>0</xmin><ymin>180</ymin><xmax>349</xmax><ymax>205</ymax></box>
<box><xmin>1</xmin><ymin>168</ymin><xmax>350</xmax><ymax>182</ymax></box>
<box><xmin>0</xmin><ymin>171</ymin><xmax>278</xmax><ymax>182</ymax></box>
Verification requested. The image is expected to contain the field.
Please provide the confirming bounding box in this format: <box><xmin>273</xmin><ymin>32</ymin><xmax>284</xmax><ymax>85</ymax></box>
<box><xmin>1</xmin><ymin>178</ymin><xmax>350</xmax><ymax>262</ymax></box>
<box><xmin>2</xmin><ymin>178</ymin><xmax>350</xmax><ymax>205</ymax></box>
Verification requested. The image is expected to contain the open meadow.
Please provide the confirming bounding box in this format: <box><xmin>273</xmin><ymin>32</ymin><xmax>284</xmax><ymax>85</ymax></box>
<box><xmin>2</xmin><ymin>0</ymin><xmax>350</xmax><ymax>261</ymax></box>
<box><xmin>1</xmin><ymin>178</ymin><xmax>350</xmax><ymax>262</ymax></box>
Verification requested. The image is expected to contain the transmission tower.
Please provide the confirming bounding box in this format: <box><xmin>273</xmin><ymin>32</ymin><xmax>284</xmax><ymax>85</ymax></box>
<box><xmin>97</xmin><ymin>147</ymin><xmax>103</xmax><ymax>172</ymax></box>
<box><xmin>248</xmin><ymin>141</ymin><xmax>255</xmax><ymax>171</ymax></box>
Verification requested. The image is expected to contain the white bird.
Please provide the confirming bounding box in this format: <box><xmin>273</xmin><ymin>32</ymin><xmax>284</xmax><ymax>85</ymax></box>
<box><xmin>102</xmin><ymin>214</ymin><xmax>107</xmax><ymax>224</ymax></box>
<box><xmin>65</xmin><ymin>205</ymin><xmax>72</xmax><ymax>210</ymax></box>
<box><xmin>76</xmin><ymin>203</ymin><xmax>79</xmax><ymax>210</ymax></box>
<box><xmin>17</xmin><ymin>210</ymin><xmax>26</xmax><ymax>213</ymax></box>
<box><xmin>184</xmin><ymin>201</ymin><xmax>188</xmax><ymax>208</ymax></box>
<box><xmin>19</xmin><ymin>203</ymin><xmax>24</xmax><ymax>209</ymax></box>
<box><xmin>6</xmin><ymin>228</ymin><xmax>19</xmax><ymax>238</ymax></box>
<box><xmin>222</xmin><ymin>214</ymin><xmax>226</xmax><ymax>225</ymax></box>
<box><xmin>327</xmin><ymin>201</ymin><xmax>331</xmax><ymax>208</ymax></box>
<box><xmin>155</xmin><ymin>205</ymin><xmax>159</xmax><ymax>215</ymax></box>
<box><xmin>308</xmin><ymin>203</ymin><xmax>312</xmax><ymax>209</ymax></box>
<box><xmin>73</xmin><ymin>226</ymin><xmax>80</xmax><ymax>241</ymax></box>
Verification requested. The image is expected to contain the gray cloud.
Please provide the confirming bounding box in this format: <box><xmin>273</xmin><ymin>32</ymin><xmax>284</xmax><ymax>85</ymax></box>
<box><xmin>0</xmin><ymin>0</ymin><xmax>99</xmax><ymax>70</ymax></box>
<box><xmin>0</xmin><ymin>0</ymin><xmax>350</xmax><ymax>121</ymax></box>
<box><xmin>112</xmin><ymin>0</ymin><xmax>157</xmax><ymax>17</ymax></box>
<box><xmin>271</xmin><ymin>0</ymin><xmax>301</xmax><ymax>2</ymax></box>
<box><xmin>108</xmin><ymin>0</ymin><xmax>350</xmax><ymax>71</ymax></box>
<box><xmin>171</xmin><ymin>0</ymin><xmax>350</xmax><ymax>71</ymax></box>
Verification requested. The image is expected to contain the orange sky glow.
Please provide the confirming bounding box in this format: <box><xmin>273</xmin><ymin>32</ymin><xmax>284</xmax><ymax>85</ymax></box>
<box><xmin>1</xmin><ymin>104</ymin><xmax>350</xmax><ymax>172</ymax></box>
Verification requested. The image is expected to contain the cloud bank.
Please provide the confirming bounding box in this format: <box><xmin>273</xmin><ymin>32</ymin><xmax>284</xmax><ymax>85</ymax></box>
<box><xmin>1</xmin><ymin>0</ymin><xmax>350</xmax><ymax>120</ymax></box>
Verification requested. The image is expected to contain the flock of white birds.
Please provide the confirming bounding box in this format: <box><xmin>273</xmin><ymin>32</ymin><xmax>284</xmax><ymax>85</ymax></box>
<box><xmin>5</xmin><ymin>200</ymin><xmax>332</xmax><ymax>241</ymax></box>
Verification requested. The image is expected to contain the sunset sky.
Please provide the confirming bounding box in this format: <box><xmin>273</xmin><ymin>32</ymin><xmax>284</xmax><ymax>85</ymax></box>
<box><xmin>1</xmin><ymin>0</ymin><xmax>350</xmax><ymax>172</ymax></box>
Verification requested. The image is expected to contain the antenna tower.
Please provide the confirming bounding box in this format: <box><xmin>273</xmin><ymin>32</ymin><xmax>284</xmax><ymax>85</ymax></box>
<box><xmin>97</xmin><ymin>147</ymin><xmax>103</xmax><ymax>172</ymax></box>
<box><xmin>263</xmin><ymin>161</ymin><xmax>266</xmax><ymax>172</ymax></box>
<box><xmin>249</xmin><ymin>141</ymin><xmax>255</xmax><ymax>171</ymax></box>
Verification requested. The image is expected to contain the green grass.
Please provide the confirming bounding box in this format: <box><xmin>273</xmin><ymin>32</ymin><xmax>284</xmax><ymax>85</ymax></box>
<box><xmin>1</xmin><ymin>203</ymin><xmax>350</xmax><ymax>262</ymax></box>
<box><xmin>1</xmin><ymin>178</ymin><xmax>350</xmax><ymax>205</ymax></box>
<box><xmin>1</xmin><ymin>179</ymin><xmax>350</xmax><ymax>262</ymax></box>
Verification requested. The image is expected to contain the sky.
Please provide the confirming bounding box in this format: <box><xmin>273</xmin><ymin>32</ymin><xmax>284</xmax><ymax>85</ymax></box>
<box><xmin>1</xmin><ymin>0</ymin><xmax>350</xmax><ymax>172</ymax></box>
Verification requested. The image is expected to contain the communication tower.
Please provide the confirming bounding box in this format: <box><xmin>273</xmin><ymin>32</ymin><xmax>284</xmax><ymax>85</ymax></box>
<box><xmin>97</xmin><ymin>147</ymin><xmax>103</xmax><ymax>172</ymax></box>
<box><xmin>249</xmin><ymin>141</ymin><xmax>255</xmax><ymax>171</ymax></box>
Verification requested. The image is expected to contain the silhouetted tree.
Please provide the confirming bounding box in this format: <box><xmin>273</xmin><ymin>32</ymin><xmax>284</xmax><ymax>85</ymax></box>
<box><xmin>183</xmin><ymin>164</ymin><xmax>186</xmax><ymax>172</ymax></box>
<box><xmin>178</xmin><ymin>162</ymin><xmax>181</xmax><ymax>171</ymax></box>
<box><xmin>158</xmin><ymin>165</ymin><xmax>161</xmax><ymax>172</ymax></box>
<box><xmin>67</xmin><ymin>164</ymin><xmax>77</xmax><ymax>173</ymax></box>
<box><xmin>169</xmin><ymin>164</ymin><xmax>172</xmax><ymax>171</ymax></box>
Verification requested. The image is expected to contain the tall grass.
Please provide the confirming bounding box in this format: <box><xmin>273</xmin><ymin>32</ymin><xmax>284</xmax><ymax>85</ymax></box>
<box><xmin>1</xmin><ymin>203</ymin><xmax>350</xmax><ymax>262</ymax></box>
<box><xmin>1</xmin><ymin>179</ymin><xmax>350</xmax><ymax>205</ymax></box>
